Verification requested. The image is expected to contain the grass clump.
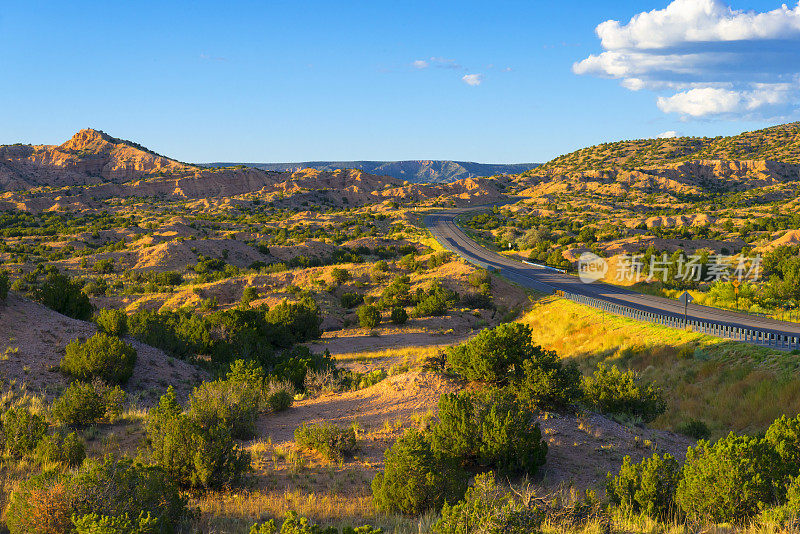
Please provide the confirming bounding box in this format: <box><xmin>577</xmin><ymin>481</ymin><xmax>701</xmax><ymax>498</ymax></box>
<box><xmin>432</xmin><ymin>472</ymin><xmax>541</xmax><ymax>534</ymax></box>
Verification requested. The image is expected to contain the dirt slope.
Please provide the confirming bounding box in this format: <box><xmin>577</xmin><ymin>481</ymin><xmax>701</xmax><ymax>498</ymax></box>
<box><xmin>0</xmin><ymin>293</ymin><xmax>204</xmax><ymax>403</ymax></box>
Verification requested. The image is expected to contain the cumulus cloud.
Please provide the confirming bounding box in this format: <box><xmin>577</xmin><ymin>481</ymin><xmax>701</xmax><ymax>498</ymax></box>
<box><xmin>574</xmin><ymin>0</ymin><xmax>800</xmax><ymax>118</ymax></box>
<box><xmin>462</xmin><ymin>74</ymin><xmax>483</xmax><ymax>86</ymax></box>
<box><xmin>412</xmin><ymin>59</ymin><xmax>429</xmax><ymax>69</ymax></box>
<box><xmin>656</xmin><ymin>130</ymin><xmax>679</xmax><ymax>138</ymax></box>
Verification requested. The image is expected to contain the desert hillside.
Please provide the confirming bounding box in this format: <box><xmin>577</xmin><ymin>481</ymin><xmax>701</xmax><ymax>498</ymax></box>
<box><xmin>0</xmin><ymin>129</ymin><xmax>511</xmax><ymax>212</ymax></box>
<box><xmin>535</xmin><ymin>121</ymin><xmax>800</xmax><ymax>173</ymax></box>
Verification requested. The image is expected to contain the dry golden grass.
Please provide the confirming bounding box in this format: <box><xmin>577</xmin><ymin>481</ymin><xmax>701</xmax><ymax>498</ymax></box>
<box><xmin>521</xmin><ymin>296</ymin><xmax>800</xmax><ymax>438</ymax></box>
<box><xmin>191</xmin><ymin>489</ymin><xmax>436</xmax><ymax>533</ymax></box>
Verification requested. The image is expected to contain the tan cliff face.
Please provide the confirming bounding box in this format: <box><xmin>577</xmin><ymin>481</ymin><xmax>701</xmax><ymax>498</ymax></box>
<box><xmin>0</xmin><ymin>128</ymin><xmax>194</xmax><ymax>188</ymax></box>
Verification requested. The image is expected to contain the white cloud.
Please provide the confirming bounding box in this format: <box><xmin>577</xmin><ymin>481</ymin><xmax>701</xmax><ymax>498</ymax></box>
<box><xmin>574</xmin><ymin>0</ymin><xmax>800</xmax><ymax>118</ymax></box>
<box><xmin>462</xmin><ymin>74</ymin><xmax>483</xmax><ymax>86</ymax></box>
<box><xmin>656</xmin><ymin>84</ymin><xmax>793</xmax><ymax>116</ymax></box>
<box><xmin>596</xmin><ymin>0</ymin><xmax>800</xmax><ymax>50</ymax></box>
<box><xmin>656</xmin><ymin>130</ymin><xmax>679</xmax><ymax>138</ymax></box>
<box><xmin>412</xmin><ymin>60</ymin><xmax>429</xmax><ymax>69</ymax></box>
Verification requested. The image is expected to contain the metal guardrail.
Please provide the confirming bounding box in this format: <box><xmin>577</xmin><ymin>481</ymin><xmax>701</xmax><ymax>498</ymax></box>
<box><xmin>521</xmin><ymin>260</ymin><xmax>567</xmax><ymax>273</ymax></box>
<box><xmin>556</xmin><ymin>290</ymin><xmax>800</xmax><ymax>351</ymax></box>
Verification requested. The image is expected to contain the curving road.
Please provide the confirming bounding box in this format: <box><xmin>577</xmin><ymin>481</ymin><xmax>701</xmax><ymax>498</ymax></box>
<box><xmin>425</xmin><ymin>209</ymin><xmax>800</xmax><ymax>341</ymax></box>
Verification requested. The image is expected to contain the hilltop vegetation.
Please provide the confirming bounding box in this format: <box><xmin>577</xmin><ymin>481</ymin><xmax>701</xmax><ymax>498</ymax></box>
<box><xmin>534</xmin><ymin>121</ymin><xmax>800</xmax><ymax>173</ymax></box>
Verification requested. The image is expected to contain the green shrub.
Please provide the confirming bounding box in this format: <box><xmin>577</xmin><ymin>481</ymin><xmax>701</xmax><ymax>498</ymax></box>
<box><xmin>95</xmin><ymin>308</ymin><xmax>128</xmax><ymax>336</ymax></box>
<box><xmin>34</xmin><ymin>431</ymin><xmax>86</xmax><ymax>467</ymax></box>
<box><xmin>378</xmin><ymin>275</ymin><xmax>410</xmax><ymax>309</ymax></box>
<box><xmin>146</xmin><ymin>387</ymin><xmax>251</xmax><ymax>488</ymax></box>
<box><xmin>61</xmin><ymin>333</ymin><xmax>137</xmax><ymax>385</ymax></box>
<box><xmin>4</xmin><ymin>470</ymin><xmax>74</xmax><ymax>534</ymax></box>
<box><xmin>1</xmin><ymin>406</ymin><xmax>47</xmax><ymax>457</ymax></box>
<box><xmin>390</xmin><ymin>307</ymin><xmax>408</xmax><ymax>325</ymax></box>
<box><xmin>372</xmin><ymin>429</ymin><xmax>468</xmax><ymax>515</ymax></box>
<box><xmin>274</xmin><ymin>346</ymin><xmax>335</xmax><ymax>391</ymax></box>
<box><xmin>266</xmin><ymin>381</ymin><xmax>295</xmax><ymax>412</ymax></box>
<box><xmin>71</xmin><ymin>512</ymin><xmax>159</xmax><ymax>534</ymax></box>
<box><xmin>446</xmin><ymin>323</ymin><xmax>539</xmax><ymax>385</ymax></box>
<box><xmin>432</xmin><ymin>472</ymin><xmax>542</xmax><ymax>534</ymax></box>
<box><xmin>468</xmin><ymin>269</ymin><xmax>492</xmax><ymax>293</ymax></box>
<box><xmin>294</xmin><ymin>422</ymin><xmax>357</xmax><ymax>463</ymax></box>
<box><xmin>331</xmin><ymin>268</ymin><xmax>350</xmax><ymax>284</ymax></box>
<box><xmin>0</xmin><ymin>269</ymin><xmax>9</xmax><ymax>300</ymax></box>
<box><xmin>277</xmin><ymin>511</ymin><xmax>335</xmax><ymax>534</ymax></box>
<box><xmin>250</xmin><ymin>520</ymin><xmax>277</xmax><ymax>534</ymax></box>
<box><xmin>340</xmin><ymin>292</ymin><xmax>363</xmax><ymax>309</ymax></box>
<box><xmin>582</xmin><ymin>364</ymin><xmax>665</xmax><ymax>423</ymax></box>
<box><xmin>241</xmin><ymin>286</ymin><xmax>259</xmax><ymax>305</ymax></box>
<box><xmin>357</xmin><ymin>305</ymin><xmax>381</xmax><ymax>328</ymax></box>
<box><xmin>259</xmin><ymin>512</ymin><xmax>382</xmax><ymax>534</ymax></box>
<box><xmin>515</xmin><ymin>349</ymin><xmax>582</xmax><ymax>410</ymax></box>
<box><xmin>759</xmin><ymin>475</ymin><xmax>800</xmax><ymax>526</ymax></box>
<box><xmin>430</xmin><ymin>389</ymin><xmax>547</xmax><ymax>476</ymax></box>
<box><xmin>188</xmin><ymin>361</ymin><xmax>267</xmax><ymax>440</ymax></box>
<box><xmin>766</xmin><ymin>414</ymin><xmax>800</xmax><ymax>481</ymax></box>
<box><xmin>430</xmin><ymin>392</ymin><xmax>480</xmax><ymax>460</ymax></box>
<box><xmin>478</xmin><ymin>394</ymin><xmax>547</xmax><ymax>476</ymax></box>
<box><xmin>607</xmin><ymin>453</ymin><xmax>681</xmax><ymax>519</ymax></box>
<box><xmin>5</xmin><ymin>456</ymin><xmax>186</xmax><ymax>534</ymax></box>
<box><xmin>266</xmin><ymin>298</ymin><xmax>322</xmax><ymax>345</ymax></box>
<box><xmin>50</xmin><ymin>381</ymin><xmax>124</xmax><ymax>427</ymax></box>
<box><xmin>32</xmin><ymin>271</ymin><xmax>93</xmax><ymax>321</ymax></box>
<box><xmin>676</xmin><ymin>432</ymin><xmax>781</xmax><ymax>523</ymax></box>
<box><xmin>411</xmin><ymin>282</ymin><xmax>456</xmax><ymax>318</ymax></box>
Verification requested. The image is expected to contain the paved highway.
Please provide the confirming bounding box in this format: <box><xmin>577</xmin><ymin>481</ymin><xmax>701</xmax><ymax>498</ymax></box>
<box><xmin>425</xmin><ymin>209</ymin><xmax>800</xmax><ymax>340</ymax></box>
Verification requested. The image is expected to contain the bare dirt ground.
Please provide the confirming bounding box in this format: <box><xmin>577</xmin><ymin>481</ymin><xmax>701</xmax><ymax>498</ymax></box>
<box><xmin>251</xmin><ymin>365</ymin><xmax>694</xmax><ymax>495</ymax></box>
<box><xmin>0</xmin><ymin>293</ymin><xmax>205</xmax><ymax>404</ymax></box>
<box><xmin>535</xmin><ymin>411</ymin><xmax>694</xmax><ymax>491</ymax></box>
<box><xmin>255</xmin><ymin>369</ymin><xmax>456</xmax><ymax>449</ymax></box>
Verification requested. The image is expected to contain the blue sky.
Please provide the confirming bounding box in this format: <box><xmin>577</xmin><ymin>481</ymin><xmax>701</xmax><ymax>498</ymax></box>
<box><xmin>1</xmin><ymin>0</ymin><xmax>797</xmax><ymax>163</ymax></box>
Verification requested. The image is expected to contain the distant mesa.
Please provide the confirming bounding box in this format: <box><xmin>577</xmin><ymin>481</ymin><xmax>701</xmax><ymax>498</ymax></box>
<box><xmin>204</xmin><ymin>160</ymin><xmax>540</xmax><ymax>183</ymax></box>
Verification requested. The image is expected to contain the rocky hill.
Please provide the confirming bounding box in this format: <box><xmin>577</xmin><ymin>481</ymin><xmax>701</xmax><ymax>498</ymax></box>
<box><xmin>207</xmin><ymin>160</ymin><xmax>538</xmax><ymax>183</ymax></box>
<box><xmin>0</xmin><ymin>129</ymin><xmax>195</xmax><ymax>190</ymax></box>
<box><xmin>0</xmin><ymin>129</ymin><xmax>510</xmax><ymax>212</ymax></box>
<box><xmin>511</xmin><ymin>122</ymin><xmax>800</xmax><ymax>204</ymax></box>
